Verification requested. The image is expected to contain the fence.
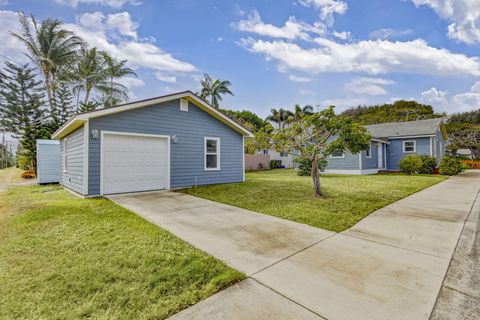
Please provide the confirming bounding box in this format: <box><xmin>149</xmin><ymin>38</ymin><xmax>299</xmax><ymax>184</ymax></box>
<box><xmin>245</xmin><ymin>154</ymin><xmax>270</xmax><ymax>171</ymax></box>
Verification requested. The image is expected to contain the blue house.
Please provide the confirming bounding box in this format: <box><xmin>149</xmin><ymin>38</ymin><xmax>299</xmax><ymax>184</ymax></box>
<box><xmin>324</xmin><ymin>118</ymin><xmax>448</xmax><ymax>174</ymax></box>
<box><xmin>52</xmin><ymin>91</ymin><xmax>252</xmax><ymax>196</ymax></box>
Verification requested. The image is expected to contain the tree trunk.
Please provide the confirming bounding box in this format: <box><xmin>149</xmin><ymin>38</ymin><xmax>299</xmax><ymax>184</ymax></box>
<box><xmin>311</xmin><ymin>156</ymin><xmax>322</xmax><ymax>197</ymax></box>
<box><xmin>84</xmin><ymin>88</ymin><xmax>91</xmax><ymax>105</ymax></box>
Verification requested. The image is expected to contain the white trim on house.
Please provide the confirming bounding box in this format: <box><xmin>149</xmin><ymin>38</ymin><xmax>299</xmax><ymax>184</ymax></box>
<box><xmin>389</xmin><ymin>134</ymin><xmax>436</xmax><ymax>139</ymax></box>
<box><xmin>52</xmin><ymin>91</ymin><xmax>253</xmax><ymax>139</ymax></box>
<box><xmin>61</xmin><ymin>138</ymin><xmax>67</xmax><ymax>173</ymax></box>
<box><xmin>371</xmin><ymin>138</ymin><xmax>390</xmax><ymax>144</ymax></box>
<box><xmin>403</xmin><ymin>140</ymin><xmax>416</xmax><ymax>153</ymax></box>
<box><xmin>99</xmin><ymin>131</ymin><xmax>171</xmax><ymax>196</ymax></box>
<box><xmin>358</xmin><ymin>152</ymin><xmax>362</xmax><ymax>170</ymax></box>
<box><xmin>323</xmin><ymin>169</ymin><xmax>379</xmax><ymax>175</ymax></box>
<box><xmin>83</xmin><ymin>121</ymin><xmax>89</xmax><ymax>195</ymax></box>
<box><xmin>242</xmin><ymin>136</ymin><xmax>245</xmax><ymax>182</ymax></box>
<box><xmin>204</xmin><ymin>137</ymin><xmax>221</xmax><ymax>171</ymax></box>
<box><xmin>429</xmin><ymin>137</ymin><xmax>433</xmax><ymax>156</ymax></box>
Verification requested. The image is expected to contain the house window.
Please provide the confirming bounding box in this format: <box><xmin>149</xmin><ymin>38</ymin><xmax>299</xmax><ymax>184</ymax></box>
<box><xmin>280</xmin><ymin>151</ymin><xmax>288</xmax><ymax>157</ymax></box>
<box><xmin>330</xmin><ymin>150</ymin><xmax>345</xmax><ymax>158</ymax></box>
<box><xmin>61</xmin><ymin>139</ymin><xmax>67</xmax><ymax>172</ymax></box>
<box><xmin>263</xmin><ymin>149</ymin><xmax>269</xmax><ymax>155</ymax></box>
<box><xmin>366</xmin><ymin>143</ymin><xmax>372</xmax><ymax>158</ymax></box>
<box><xmin>205</xmin><ymin>137</ymin><xmax>220</xmax><ymax>170</ymax></box>
<box><xmin>403</xmin><ymin>140</ymin><xmax>416</xmax><ymax>153</ymax></box>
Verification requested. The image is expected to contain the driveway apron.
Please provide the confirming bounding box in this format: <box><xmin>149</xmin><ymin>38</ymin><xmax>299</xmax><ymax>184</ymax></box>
<box><xmin>108</xmin><ymin>170</ymin><xmax>480</xmax><ymax>320</ymax></box>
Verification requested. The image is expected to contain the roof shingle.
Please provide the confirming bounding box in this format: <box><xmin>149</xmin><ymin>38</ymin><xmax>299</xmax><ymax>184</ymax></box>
<box><xmin>364</xmin><ymin>118</ymin><xmax>443</xmax><ymax>138</ymax></box>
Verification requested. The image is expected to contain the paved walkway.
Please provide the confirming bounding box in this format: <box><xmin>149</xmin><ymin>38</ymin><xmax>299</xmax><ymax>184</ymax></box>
<box><xmin>108</xmin><ymin>171</ymin><xmax>480</xmax><ymax>320</ymax></box>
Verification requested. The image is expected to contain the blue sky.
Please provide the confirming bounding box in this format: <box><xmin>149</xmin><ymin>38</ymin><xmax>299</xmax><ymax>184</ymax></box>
<box><xmin>2</xmin><ymin>0</ymin><xmax>480</xmax><ymax>118</ymax></box>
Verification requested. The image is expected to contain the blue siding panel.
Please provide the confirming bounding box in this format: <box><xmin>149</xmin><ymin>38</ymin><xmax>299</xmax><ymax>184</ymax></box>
<box><xmin>386</xmin><ymin>137</ymin><xmax>431</xmax><ymax>170</ymax></box>
<box><xmin>361</xmin><ymin>141</ymin><xmax>379</xmax><ymax>170</ymax></box>
<box><xmin>60</xmin><ymin>126</ymin><xmax>84</xmax><ymax>194</ymax></box>
<box><xmin>325</xmin><ymin>151</ymin><xmax>359</xmax><ymax>170</ymax></box>
<box><xmin>36</xmin><ymin>140</ymin><xmax>60</xmax><ymax>184</ymax></box>
<box><xmin>88</xmin><ymin>99</ymin><xmax>243</xmax><ymax>195</ymax></box>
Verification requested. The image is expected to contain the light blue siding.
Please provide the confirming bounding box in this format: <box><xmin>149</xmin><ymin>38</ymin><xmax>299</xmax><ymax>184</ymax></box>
<box><xmin>36</xmin><ymin>140</ymin><xmax>60</xmax><ymax>184</ymax></box>
<box><xmin>387</xmin><ymin>137</ymin><xmax>430</xmax><ymax>170</ymax></box>
<box><xmin>87</xmin><ymin>99</ymin><xmax>243</xmax><ymax>195</ymax></box>
<box><xmin>325</xmin><ymin>151</ymin><xmax>359</xmax><ymax>170</ymax></box>
<box><xmin>361</xmin><ymin>141</ymin><xmax>379</xmax><ymax>170</ymax></box>
<box><xmin>60</xmin><ymin>126</ymin><xmax>84</xmax><ymax>194</ymax></box>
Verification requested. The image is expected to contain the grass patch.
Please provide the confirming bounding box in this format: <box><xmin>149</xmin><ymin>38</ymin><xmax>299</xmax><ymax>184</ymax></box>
<box><xmin>180</xmin><ymin>169</ymin><xmax>447</xmax><ymax>232</ymax></box>
<box><xmin>0</xmin><ymin>185</ymin><xmax>244</xmax><ymax>319</ymax></box>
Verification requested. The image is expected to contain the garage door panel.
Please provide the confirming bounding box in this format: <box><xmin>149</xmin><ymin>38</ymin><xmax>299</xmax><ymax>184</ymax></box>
<box><xmin>102</xmin><ymin>134</ymin><xmax>169</xmax><ymax>194</ymax></box>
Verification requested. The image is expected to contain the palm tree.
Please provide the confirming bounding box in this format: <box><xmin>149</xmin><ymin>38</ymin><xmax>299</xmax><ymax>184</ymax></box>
<box><xmin>199</xmin><ymin>74</ymin><xmax>233</xmax><ymax>108</ymax></box>
<box><xmin>11</xmin><ymin>13</ymin><xmax>82</xmax><ymax>108</ymax></box>
<box><xmin>266</xmin><ymin>108</ymin><xmax>294</xmax><ymax>129</ymax></box>
<box><xmin>101</xmin><ymin>52</ymin><xmax>136</xmax><ymax>107</ymax></box>
<box><xmin>291</xmin><ymin>104</ymin><xmax>314</xmax><ymax>122</ymax></box>
<box><xmin>70</xmin><ymin>46</ymin><xmax>128</xmax><ymax>109</ymax></box>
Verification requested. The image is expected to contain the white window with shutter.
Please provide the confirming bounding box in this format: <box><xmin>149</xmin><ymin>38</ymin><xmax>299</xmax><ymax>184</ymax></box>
<box><xmin>403</xmin><ymin>140</ymin><xmax>416</xmax><ymax>153</ymax></box>
<box><xmin>204</xmin><ymin>137</ymin><xmax>220</xmax><ymax>170</ymax></box>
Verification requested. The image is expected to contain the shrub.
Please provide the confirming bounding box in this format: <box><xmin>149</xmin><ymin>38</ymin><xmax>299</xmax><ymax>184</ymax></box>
<box><xmin>21</xmin><ymin>170</ymin><xmax>36</xmax><ymax>179</ymax></box>
<box><xmin>399</xmin><ymin>155</ymin><xmax>423</xmax><ymax>175</ymax></box>
<box><xmin>269</xmin><ymin>160</ymin><xmax>282</xmax><ymax>169</ymax></box>
<box><xmin>294</xmin><ymin>157</ymin><xmax>328</xmax><ymax>176</ymax></box>
<box><xmin>418</xmin><ymin>155</ymin><xmax>437</xmax><ymax>174</ymax></box>
<box><xmin>461</xmin><ymin>159</ymin><xmax>480</xmax><ymax>169</ymax></box>
<box><xmin>439</xmin><ymin>157</ymin><xmax>463</xmax><ymax>176</ymax></box>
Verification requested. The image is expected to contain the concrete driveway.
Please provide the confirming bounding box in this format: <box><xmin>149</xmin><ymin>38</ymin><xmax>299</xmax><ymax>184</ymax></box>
<box><xmin>108</xmin><ymin>171</ymin><xmax>480</xmax><ymax>320</ymax></box>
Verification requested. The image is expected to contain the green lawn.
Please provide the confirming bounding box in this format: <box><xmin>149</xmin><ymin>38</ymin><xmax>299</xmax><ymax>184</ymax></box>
<box><xmin>180</xmin><ymin>170</ymin><xmax>447</xmax><ymax>232</ymax></box>
<box><xmin>0</xmin><ymin>185</ymin><xmax>244</xmax><ymax>320</ymax></box>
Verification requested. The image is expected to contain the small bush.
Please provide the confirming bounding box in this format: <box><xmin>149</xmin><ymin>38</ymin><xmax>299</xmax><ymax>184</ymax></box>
<box><xmin>269</xmin><ymin>160</ymin><xmax>282</xmax><ymax>169</ymax></box>
<box><xmin>461</xmin><ymin>159</ymin><xmax>480</xmax><ymax>169</ymax></box>
<box><xmin>21</xmin><ymin>170</ymin><xmax>36</xmax><ymax>179</ymax></box>
<box><xmin>399</xmin><ymin>155</ymin><xmax>423</xmax><ymax>175</ymax></box>
<box><xmin>418</xmin><ymin>155</ymin><xmax>437</xmax><ymax>174</ymax></box>
<box><xmin>439</xmin><ymin>157</ymin><xmax>463</xmax><ymax>176</ymax></box>
<box><xmin>294</xmin><ymin>157</ymin><xmax>328</xmax><ymax>176</ymax></box>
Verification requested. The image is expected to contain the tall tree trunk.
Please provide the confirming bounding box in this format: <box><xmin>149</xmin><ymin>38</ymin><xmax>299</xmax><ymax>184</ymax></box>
<box><xmin>311</xmin><ymin>156</ymin><xmax>322</xmax><ymax>197</ymax></box>
<box><xmin>84</xmin><ymin>87</ymin><xmax>91</xmax><ymax>104</ymax></box>
<box><xmin>43</xmin><ymin>69</ymin><xmax>53</xmax><ymax>109</ymax></box>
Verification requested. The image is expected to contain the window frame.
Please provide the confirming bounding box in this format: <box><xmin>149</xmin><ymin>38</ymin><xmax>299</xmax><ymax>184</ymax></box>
<box><xmin>330</xmin><ymin>150</ymin><xmax>345</xmax><ymax>159</ymax></box>
<box><xmin>204</xmin><ymin>137</ymin><xmax>220</xmax><ymax>171</ymax></box>
<box><xmin>279</xmin><ymin>151</ymin><xmax>288</xmax><ymax>157</ymax></box>
<box><xmin>403</xmin><ymin>140</ymin><xmax>416</xmax><ymax>153</ymax></box>
<box><xmin>366</xmin><ymin>143</ymin><xmax>372</xmax><ymax>158</ymax></box>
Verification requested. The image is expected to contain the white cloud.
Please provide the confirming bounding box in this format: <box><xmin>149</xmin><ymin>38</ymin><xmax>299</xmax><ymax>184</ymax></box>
<box><xmin>299</xmin><ymin>0</ymin><xmax>348</xmax><ymax>26</ymax></box>
<box><xmin>233</xmin><ymin>10</ymin><xmax>325</xmax><ymax>40</ymax></box>
<box><xmin>345</xmin><ymin>77</ymin><xmax>395</xmax><ymax>96</ymax></box>
<box><xmin>240</xmin><ymin>37</ymin><xmax>480</xmax><ymax>76</ymax></box>
<box><xmin>155</xmin><ymin>72</ymin><xmax>177</xmax><ymax>83</ymax></box>
<box><xmin>421</xmin><ymin>82</ymin><xmax>480</xmax><ymax>112</ymax></box>
<box><xmin>332</xmin><ymin>30</ymin><xmax>351</xmax><ymax>40</ymax></box>
<box><xmin>323</xmin><ymin>97</ymin><xmax>368</xmax><ymax>111</ymax></box>
<box><xmin>368</xmin><ymin>28</ymin><xmax>413</xmax><ymax>40</ymax></box>
<box><xmin>54</xmin><ymin>0</ymin><xmax>141</xmax><ymax>8</ymax></box>
<box><xmin>289</xmin><ymin>75</ymin><xmax>311</xmax><ymax>82</ymax></box>
<box><xmin>117</xmin><ymin>76</ymin><xmax>144</xmax><ymax>88</ymax></box>
<box><xmin>410</xmin><ymin>0</ymin><xmax>480</xmax><ymax>44</ymax></box>
<box><xmin>66</xmin><ymin>12</ymin><xmax>196</xmax><ymax>73</ymax></box>
<box><xmin>0</xmin><ymin>11</ymin><xmax>27</xmax><ymax>64</ymax></box>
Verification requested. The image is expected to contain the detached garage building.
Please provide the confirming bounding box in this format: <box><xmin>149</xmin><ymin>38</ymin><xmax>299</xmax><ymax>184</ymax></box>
<box><xmin>52</xmin><ymin>91</ymin><xmax>252</xmax><ymax>196</ymax></box>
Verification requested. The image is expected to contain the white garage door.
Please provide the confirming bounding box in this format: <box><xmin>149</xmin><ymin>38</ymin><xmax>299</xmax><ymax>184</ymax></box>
<box><xmin>102</xmin><ymin>133</ymin><xmax>169</xmax><ymax>195</ymax></box>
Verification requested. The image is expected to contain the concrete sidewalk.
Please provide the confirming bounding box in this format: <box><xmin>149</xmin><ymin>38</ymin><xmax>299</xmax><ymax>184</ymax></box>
<box><xmin>109</xmin><ymin>171</ymin><xmax>480</xmax><ymax>320</ymax></box>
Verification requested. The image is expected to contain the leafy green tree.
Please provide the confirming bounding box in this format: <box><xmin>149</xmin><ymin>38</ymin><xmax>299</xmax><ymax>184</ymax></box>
<box><xmin>49</xmin><ymin>82</ymin><xmax>75</xmax><ymax>131</ymax></box>
<box><xmin>271</xmin><ymin>106</ymin><xmax>371</xmax><ymax>197</ymax></box>
<box><xmin>101</xmin><ymin>52</ymin><xmax>136</xmax><ymax>107</ymax></box>
<box><xmin>290</xmin><ymin>104</ymin><xmax>314</xmax><ymax>122</ymax></box>
<box><xmin>69</xmin><ymin>46</ymin><xmax>129</xmax><ymax>108</ymax></box>
<box><xmin>199</xmin><ymin>74</ymin><xmax>233</xmax><ymax>108</ymax></box>
<box><xmin>78</xmin><ymin>100</ymin><xmax>102</xmax><ymax>113</ymax></box>
<box><xmin>341</xmin><ymin>100</ymin><xmax>443</xmax><ymax>125</ymax></box>
<box><xmin>11</xmin><ymin>13</ymin><xmax>82</xmax><ymax>113</ymax></box>
<box><xmin>0</xmin><ymin>62</ymin><xmax>48</xmax><ymax>172</ymax></box>
<box><xmin>220</xmin><ymin>109</ymin><xmax>267</xmax><ymax>132</ymax></box>
<box><xmin>266</xmin><ymin>108</ymin><xmax>294</xmax><ymax>129</ymax></box>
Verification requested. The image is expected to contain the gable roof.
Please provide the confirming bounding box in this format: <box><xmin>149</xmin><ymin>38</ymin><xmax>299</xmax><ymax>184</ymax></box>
<box><xmin>52</xmin><ymin>91</ymin><xmax>253</xmax><ymax>139</ymax></box>
<box><xmin>364</xmin><ymin>118</ymin><xmax>447</xmax><ymax>139</ymax></box>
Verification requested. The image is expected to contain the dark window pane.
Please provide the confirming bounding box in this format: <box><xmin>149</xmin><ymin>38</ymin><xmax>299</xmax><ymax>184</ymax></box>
<box><xmin>206</xmin><ymin>139</ymin><xmax>217</xmax><ymax>153</ymax></box>
<box><xmin>331</xmin><ymin>150</ymin><xmax>344</xmax><ymax>157</ymax></box>
<box><xmin>206</xmin><ymin>154</ymin><xmax>218</xmax><ymax>168</ymax></box>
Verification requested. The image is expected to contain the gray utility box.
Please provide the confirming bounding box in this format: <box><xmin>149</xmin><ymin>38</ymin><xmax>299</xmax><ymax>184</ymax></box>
<box><xmin>36</xmin><ymin>139</ymin><xmax>60</xmax><ymax>184</ymax></box>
